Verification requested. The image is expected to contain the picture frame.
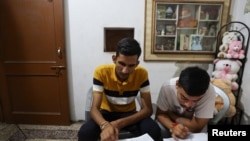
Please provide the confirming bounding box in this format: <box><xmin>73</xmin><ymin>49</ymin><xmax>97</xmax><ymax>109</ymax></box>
<box><xmin>180</xmin><ymin>34</ymin><xmax>190</xmax><ymax>51</ymax></box>
<box><xmin>189</xmin><ymin>35</ymin><xmax>203</xmax><ymax>51</ymax></box>
<box><xmin>144</xmin><ymin>0</ymin><xmax>232</xmax><ymax>61</ymax></box>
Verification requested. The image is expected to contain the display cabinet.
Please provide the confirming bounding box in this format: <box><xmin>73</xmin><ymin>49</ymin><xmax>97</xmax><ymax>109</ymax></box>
<box><xmin>154</xmin><ymin>3</ymin><xmax>221</xmax><ymax>52</ymax></box>
<box><xmin>144</xmin><ymin>0</ymin><xmax>231</xmax><ymax>61</ymax></box>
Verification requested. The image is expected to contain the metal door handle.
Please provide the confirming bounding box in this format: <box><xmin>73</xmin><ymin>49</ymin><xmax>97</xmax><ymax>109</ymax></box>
<box><xmin>57</xmin><ymin>47</ymin><xmax>62</xmax><ymax>58</ymax></box>
<box><xmin>51</xmin><ymin>66</ymin><xmax>66</xmax><ymax>76</ymax></box>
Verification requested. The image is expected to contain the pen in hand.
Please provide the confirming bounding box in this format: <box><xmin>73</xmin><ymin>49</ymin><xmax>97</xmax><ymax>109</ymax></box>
<box><xmin>172</xmin><ymin>118</ymin><xmax>190</xmax><ymax>140</ymax></box>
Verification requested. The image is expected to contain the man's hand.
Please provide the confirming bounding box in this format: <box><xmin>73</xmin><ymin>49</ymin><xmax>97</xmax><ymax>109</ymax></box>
<box><xmin>100</xmin><ymin>123</ymin><xmax>119</xmax><ymax>141</ymax></box>
<box><xmin>171</xmin><ymin>124</ymin><xmax>190</xmax><ymax>140</ymax></box>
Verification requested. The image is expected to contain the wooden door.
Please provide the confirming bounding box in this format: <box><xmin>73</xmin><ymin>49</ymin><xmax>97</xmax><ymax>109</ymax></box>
<box><xmin>0</xmin><ymin>0</ymin><xmax>70</xmax><ymax>125</ymax></box>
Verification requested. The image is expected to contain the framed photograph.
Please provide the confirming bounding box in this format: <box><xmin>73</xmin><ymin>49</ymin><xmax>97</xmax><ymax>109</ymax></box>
<box><xmin>189</xmin><ymin>35</ymin><xmax>203</xmax><ymax>51</ymax></box>
<box><xmin>180</xmin><ymin>34</ymin><xmax>189</xmax><ymax>51</ymax></box>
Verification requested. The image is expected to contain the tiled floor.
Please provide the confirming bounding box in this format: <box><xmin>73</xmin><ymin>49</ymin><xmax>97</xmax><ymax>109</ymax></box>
<box><xmin>0</xmin><ymin>123</ymin><xmax>19</xmax><ymax>141</ymax></box>
<box><xmin>0</xmin><ymin>122</ymin><xmax>82</xmax><ymax>141</ymax></box>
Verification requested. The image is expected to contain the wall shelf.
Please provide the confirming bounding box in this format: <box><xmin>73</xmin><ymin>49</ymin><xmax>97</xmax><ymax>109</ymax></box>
<box><xmin>144</xmin><ymin>0</ymin><xmax>231</xmax><ymax>61</ymax></box>
<box><xmin>214</xmin><ymin>21</ymin><xmax>250</xmax><ymax>125</ymax></box>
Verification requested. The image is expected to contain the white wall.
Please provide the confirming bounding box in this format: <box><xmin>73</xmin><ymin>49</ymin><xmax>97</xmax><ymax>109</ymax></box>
<box><xmin>230</xmin><ymin>0</ymin><xmax>250</xmax><ymax>124</ymax></box>
<box><xmin>64</xmin><ymin>0</ymin><xmax>250</xmax><ymax>124</ymax></box>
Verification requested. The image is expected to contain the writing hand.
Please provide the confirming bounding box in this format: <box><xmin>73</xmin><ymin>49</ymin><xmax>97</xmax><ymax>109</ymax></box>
<box><xmin>171</xmin><ymin>124</ymin><xmax>190</xmax><ymax>140</ymax></box>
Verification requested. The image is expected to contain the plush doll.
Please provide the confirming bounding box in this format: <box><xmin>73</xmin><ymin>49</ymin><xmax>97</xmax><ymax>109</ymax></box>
<box><xmin>212</xmin><ymin>59</ymin><xmax>242</xmax><ymax>90</ymax></box>
<box><xmin>217</xmin><ymin>31</ymin><xmax>238</xmax><ymax>58</ymax></box>
<box><xmin>217</xmin><ymin>44</ymin><xmax>228</xmax><ymax>58</ymax></box>
<box><xmin>222</xmin><ymin>31</ymin><xmax>238</xmax><ymax>45</ymax></box>
<box><xmin>226</xmin><ymin>40</ymin><xmax>245</xmax><ymax>59</ymax></box>
<box><xmin>211</xmin><ymin>79</ymin><xmax>236</xmax><ymax>117</ymax></box>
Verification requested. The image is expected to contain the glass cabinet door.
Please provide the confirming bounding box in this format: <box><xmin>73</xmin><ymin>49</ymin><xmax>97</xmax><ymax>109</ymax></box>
<box><xmin>144</xmin><ymin>0</ymin><xmax>231</xmax><ymax>61</ymax></box>
<box><xmin>153</xmin><ymin>2</ymin><xmax>222</xmax><ymax>53</ymax></box>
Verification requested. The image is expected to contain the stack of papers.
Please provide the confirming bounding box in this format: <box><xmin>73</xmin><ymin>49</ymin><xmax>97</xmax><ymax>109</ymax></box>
<box><xmin>164</xmin><ymin>133</ymin><xmax>208</xmax><ymax>141</ymax></box>
<box><xmin>118</xmin><ymin>133</ymin><xmax>207</xmax><ymax>141</ymax></box>
<box><xmin>118</xmin><ymin>133</ymin><xmax>154</xmax><ymax>141</ymax></box>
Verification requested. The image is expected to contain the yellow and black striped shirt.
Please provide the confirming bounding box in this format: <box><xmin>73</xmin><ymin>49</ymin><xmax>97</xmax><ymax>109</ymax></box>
<box><xmin>93</xmin><ymin>64</ymin><xmax>150</xmax><ymax>112</ymax></box>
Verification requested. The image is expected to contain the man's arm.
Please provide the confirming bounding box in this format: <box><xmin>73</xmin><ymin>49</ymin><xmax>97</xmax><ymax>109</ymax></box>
<box><xmin>110</xmin><ymin>92</ymin><xmax>153</xmax><ymax>130</ymax></box>
<box><xmin>178</xmin><ymin>116</ymin><xmax>209</xmax><ymax>133</ymax></box>
<box><xmin>156</xmin><ymin>107</ymin><xmax>176</xmax><ymax>130</ymax></box>
<box><xmin>90</xmin><ymin>91</ymin><xmax>106</xmax><ymax>127</ymax></box>
<box><xmin>90</xmin><ymin>91</ymin><xmax>153</xmax><ymax>141</ymax></box>
<box><xmin>156</xmin><ymin>108</ymin><xmax>209</xmax><ymax>133</ymax></box>
<box><xmin>90</xmin><ymin>91</ymin><xmax>118</xmax><ymax>141</ymax></box>
<box><xmin>156</xmin><ymin>108</ymin><xmax>189</xmax><ymax>139</ymax></box>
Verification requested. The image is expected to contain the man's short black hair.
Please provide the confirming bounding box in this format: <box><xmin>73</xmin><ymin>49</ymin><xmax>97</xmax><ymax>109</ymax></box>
<box><xmin>116</xmin><ymin>37</ymin><xmax>141</xmax><ymax>58</ymax></box>
<box><xmin>178</xmin><ymin>66</ymin><xmax>210</xmax><ymax>96</ymax></box>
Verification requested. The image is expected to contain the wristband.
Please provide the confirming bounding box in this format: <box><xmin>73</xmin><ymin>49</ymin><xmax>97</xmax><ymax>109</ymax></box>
<box><xmin>172</xmin><ymin>121</ymin><xmax>179</xmax><ymax>127</ymax></box>
<box><xmin>100</xmin><ymin>121</ymin><xmax>109</xmax><ymax>130</ymax></box>
<box><xmin>170</xmin><ymin>121</ymin><xmax>178</xmax><ymax>132</ymax></box>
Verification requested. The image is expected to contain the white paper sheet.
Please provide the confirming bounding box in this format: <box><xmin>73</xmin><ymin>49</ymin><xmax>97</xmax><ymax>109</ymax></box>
<box><xmin>163</xmin><ymin>133</ymin><xmax>208</xmax><ymax>141</ymax></box>
<box><xmin>118</xmin><ymin>133</ymin><xmax>154</xmax><ymax>141</ymax></box>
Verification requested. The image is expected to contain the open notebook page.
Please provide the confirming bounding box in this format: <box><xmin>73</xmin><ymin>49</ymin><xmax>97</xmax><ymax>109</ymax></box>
<box><xmin>118</xmin><ymin>133</ymin><xmax>154</xmax><ymax>141</ymax></box>
<box><xmin>164</xmin><ymin>133</ymin><xmax>208</xmax><ymax>141</ymax></box>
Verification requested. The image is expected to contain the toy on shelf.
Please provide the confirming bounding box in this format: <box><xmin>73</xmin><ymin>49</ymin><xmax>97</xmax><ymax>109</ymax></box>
<box><xmin>217</xmin><ymin>31</ymin><xmax>239</xmax><ymax>58</ymax></box>
<box><xmin>211</xmin><ymin>79</ymin><xmax>236</xmax><ymax>118</ymax></box>
<box><xmin>212</xmin><ymin>59</ymin><xmax>242</xmax><ymax>90</ymax></box>
<box><xmin>226</xmin><ymin>40</ymin><xmax>245</xmax><ymax>59</ymax></box>
<box><xmin>213</xmin><ymin>21</ymin><xmax>249</xmax><ymax>125</ymax></box>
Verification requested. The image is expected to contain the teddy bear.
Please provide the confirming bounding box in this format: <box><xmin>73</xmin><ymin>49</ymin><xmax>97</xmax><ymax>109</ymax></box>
<box><xmin>217</xmin><ymin>31</ymin><xmax>239</xmax><ymax>58</ymax></box>
<box><xmin>211</xmin><ymin>79</ymin><xmax>236</xmax><ymax>117</ymax></box>
<box><xmin>217</xmin><ymin>44</ymin><xmax>229</xmax><ymax>58</ymax></box>
<box><xmin>226</xmin><ymin>40</ymin><xmax>245</xmax><ymax>59</ymax></box>
<box><xmin>211</xmin><ymin>59</ymin><xmax>242</xmax><ymax>90</ymax></box>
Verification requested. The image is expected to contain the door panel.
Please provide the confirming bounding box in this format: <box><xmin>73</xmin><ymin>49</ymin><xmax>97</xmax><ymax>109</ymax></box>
<box><xmin>0</xmin><ymin>0</ymin><xmax>70</xmax><ymax>125</ymax></box>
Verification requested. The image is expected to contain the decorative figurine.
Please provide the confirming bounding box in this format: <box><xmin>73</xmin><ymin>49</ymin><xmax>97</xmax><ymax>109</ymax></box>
<box><xmin>166</xmin><ymin>6</ymin><xmax>173</xmax><ymax>18</ymax></box>
<box><xmin>161</xmin><ymin>28</ymin><xmax>165</xmax><ymax>35</ymax></box>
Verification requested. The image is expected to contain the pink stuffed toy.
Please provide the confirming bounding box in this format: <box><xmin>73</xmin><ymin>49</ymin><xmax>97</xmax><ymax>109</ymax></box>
<box><xmin>217</xmin><ymin>32</ymin><xmax>238</xmax><ymax>58</ymax></box>
<box><xmin>226</xmin><ymin>40</ymin><xmax>245</xmax><ymax>59</ymax></box>
<box><xmin>212</xmin><ymin>59</ymin><xmax>242</xmax><ymax>90</ymax></box>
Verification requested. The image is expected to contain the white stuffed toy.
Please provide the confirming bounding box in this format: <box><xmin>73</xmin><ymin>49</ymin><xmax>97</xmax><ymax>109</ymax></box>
<box><xmin>212</xmin><ymin>59</ymin><xmax>242</xmax><ymax>90</ymax></box>
<box><xmin>217</xmin><ymin>44</ymin><xmax>229</xmax><ymax>58</ymax></box>
<box><xmin>217</xmin><ymin>32</ymin><xmax>239</xmax><ymax>58</ymax></box>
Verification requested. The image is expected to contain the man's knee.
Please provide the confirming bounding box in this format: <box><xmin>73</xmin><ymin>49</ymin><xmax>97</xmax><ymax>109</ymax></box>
<box><xmin>77</xmin><ymin>122</ymin><xmax>100</xmax><ymax>141</ymax></box>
